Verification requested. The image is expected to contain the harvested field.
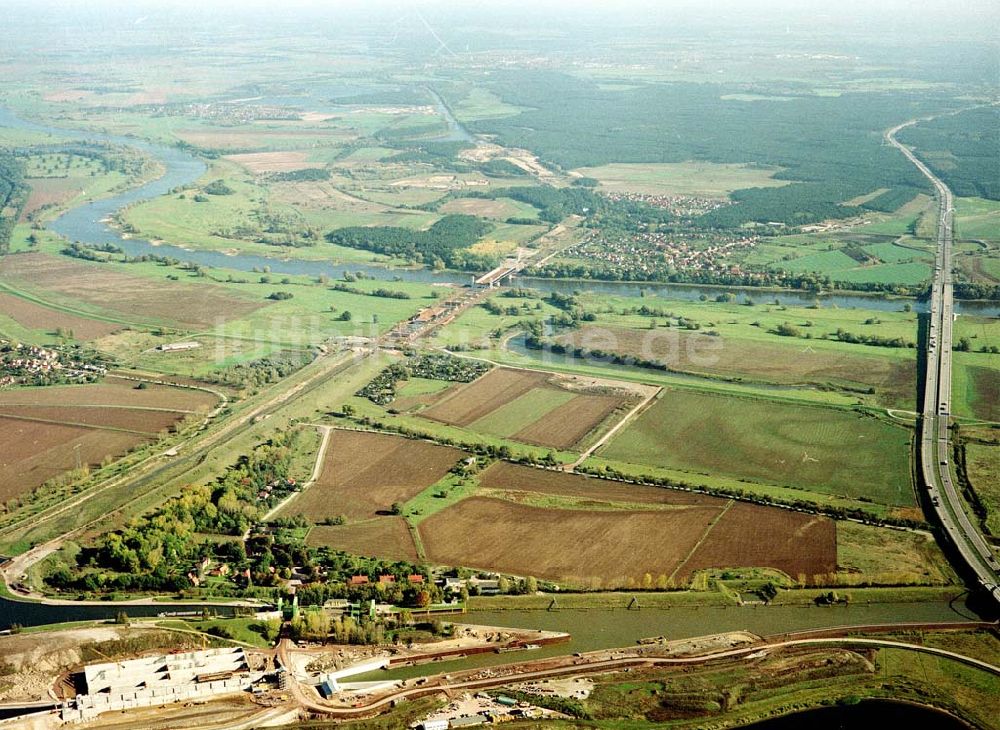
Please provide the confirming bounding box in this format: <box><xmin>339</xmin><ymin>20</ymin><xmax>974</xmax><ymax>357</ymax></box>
<box><xmin>674</xmin><ymin>503</ymin><xmax>837</xmax><ymax>583</ymax></box>
<box><xmin>479</xmin><ymin>462</ymin><xmax>717</xmax><ymax>506</ymax></box>
<box><xmin>600</xmin><ymin>389</ymin><xmax>914</xmax><ymax>506</ymax></box>
<box><xmin>284</xmin><ymin>430</ymin><xmax>464</xmax><ymax>520</ymax></box>
<box><xmin>0</xmin><ymin>380</ymin><xmax>218</xmax><ymax>412</ymax></box>
<box><xmin>306</xmin><ymin>518</ymin><xmax>419</xmax><ymax>562</ymax></box>
<box><xmin>556</xmin><ymin>325</ymin><xmax>916</xmax><ymax>405</ymax></box>
<box><xmin>0</xmin><ymin>381</ymin><xmax>215</xmax><ymax>500</ymax></box>
<box><xmin>0</xmin><ymin>253</ymin><xmax>264</xmax><ymax>328</ymax></box>
<box><xmin>420</xmin><ymin>497</ymin><xmax>718</xmax><ymax>588</ymax></box>
<box><xmin>421</xmin><ymin>366</ymin><xmax>631</xmax><ymax>449</ymax></box>
<box><xmin>0</xmin><ymin>292</ymin><xmax>122</xmax><ymax>340</ymax></box>
<box><xmin>0</xmin><ymin>405</ymin><xmax>186</xmax><ymax>435</ymax></box>
<box><xmin>968</xmin><ymin>365</ymin><xmax>1000</xmax><ymax>422</ymax></box>
<box><xmin>224</xmin><ymin>150</ymin><xmax>323</xmax><ymax>173</ymax></box>
<box><xmin>0</xmin><ymin>417</ymin><xmax>148</xmax><ymax>502</ymax></box>
<box><xmin>421</xmin><ymin>368</ymin><xmax>549</xmax><ymax>426</ymax></box>
<box><xmin>513</xmin><ymin>393</ymin><xmax>623</xmax><ymax>449</ymax></box>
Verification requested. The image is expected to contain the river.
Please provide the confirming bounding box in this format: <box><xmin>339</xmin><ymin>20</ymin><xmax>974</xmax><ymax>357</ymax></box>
<box><xmin>2</xmin><ymin>106</ymin><xmax>997</xmax><ymax>316</ymax></box>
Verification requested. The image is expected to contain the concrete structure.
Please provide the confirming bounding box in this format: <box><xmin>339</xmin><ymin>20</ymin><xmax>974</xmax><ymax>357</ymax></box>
<box><xmin>156</xmin><ymin>341</ymin><xmax>202</xmax><ymax>352</ymax></box>
<box><xmin>62</xmin><ymin>647</ymin><xmax>253</xmax><ymax>723</ymax></box>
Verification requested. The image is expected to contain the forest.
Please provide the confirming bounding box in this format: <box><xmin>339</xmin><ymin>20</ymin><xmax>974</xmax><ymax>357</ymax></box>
<box><xmin>325</xmin><ymin>214</ymin><xmax>493</xmax><ymax>267</ymax></box>
<box><xmin>458</xmin><ymin>73</ymin><xmax>948</xmax><ymax>226</ymax></box>
<box><xmin>898</xmin><ymin>106</ymin><xmax>1000</xmax><ymax>200</ymax></box>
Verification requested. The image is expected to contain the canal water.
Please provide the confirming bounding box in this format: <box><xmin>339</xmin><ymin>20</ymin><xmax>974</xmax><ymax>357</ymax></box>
<box><xmin>359</xmin><ymin>598</ymin><xmax>984</xmax><ymax>681</ymax></box>
<box><xmin>2</xmin><ymin>107</ymin><xmax>997</xmax><ymax>316</ymax></box>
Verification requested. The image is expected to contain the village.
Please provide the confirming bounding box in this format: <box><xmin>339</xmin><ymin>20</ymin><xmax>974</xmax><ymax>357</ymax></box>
<box><xmin>0</xmin><ymin>340</ymin><xmax>106</xmax><ymax>388</ymax></box>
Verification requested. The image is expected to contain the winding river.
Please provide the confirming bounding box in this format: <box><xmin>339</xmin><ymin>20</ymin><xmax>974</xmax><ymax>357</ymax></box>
<box><xmin>2</xmin><ymin>106</ymin><xmax>996</xmax><ymax>315</ymax></box>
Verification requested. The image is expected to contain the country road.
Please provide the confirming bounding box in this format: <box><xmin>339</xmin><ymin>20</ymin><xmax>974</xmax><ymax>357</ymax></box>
<box><xmin>885</xmin><ymin>118</ymin><xmax>1000</xmax><ymax>605</ymax></box>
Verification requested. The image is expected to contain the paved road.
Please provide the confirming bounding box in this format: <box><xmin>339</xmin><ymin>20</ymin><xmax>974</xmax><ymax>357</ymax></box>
<box><xmin>886</xmin><ymin>120</ymin><xmax>1000</xmax><ymax>605</ymax></box>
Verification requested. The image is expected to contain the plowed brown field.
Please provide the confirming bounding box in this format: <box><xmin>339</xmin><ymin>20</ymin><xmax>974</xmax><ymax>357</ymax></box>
<box><xmin>513</xmin><ymin>393</ymin><xmax>622</xmax><ymax>449</ymax></box>
<box><xmin>0</xmin><ymin>418</ymin><xmax>150</xmax><ymax>501</ymax></box>
<box><xmin>421</xmin><ymin>368</ymin><xmax>548</xmax><ymax>426</ymax></box>
<box><xmin>479</xmin><ymin>462</ymin><xmax>718</xmax><ymax>506</ymax></box>
<box><xmin>674</xmin><ymin>502</ymin><xmax>837</xmax><ymax>583</ymax></box>
<box><xmin>0</xmin><ymin>293</ymin><xmax>121</xmax><ymax>341</ymax></box>
<box><xmin>0</xmin><ymin>253</ymin><xmax>263</xmax><ymax>328</ymax></box>
<box><xmin>307</xmin><ymin>518</ymin><xmax>418</xmax><ymax>562</ymax></box>
<box><xmin>420</xmin><ymin>497</ymin><xmax>720</xmax><ymax>588</ymax></box>
<box><xmin>284</xmin><ymin>430</ymin><xmax>463</xmax><ymax>520</ymax></box>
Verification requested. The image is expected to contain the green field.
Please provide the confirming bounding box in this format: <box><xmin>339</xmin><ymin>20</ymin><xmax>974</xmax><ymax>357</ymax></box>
<box><xmin>965</xmin><ymin>436</ymin><xmax>1000</xmax><ymax>537</ymax></box>
<box><xmin>955</xmin><ymin>197</ymin><xmax>1000</xmax><ymax>241</ymax></box>
<box><xmin>950</xmin><ymin>355</ymin><xmax>1000</xmax><ymax>422</ymax></box>
<box><xmin>469</xmin><ymin>386</ymin><xmax>575</xmax><ymax>437</ymax></box>
<box><xmin>572</xmin><ymin>161</ymin><xmax>788</xmax><ymax>197</ymax></box>
<box><xmin>599</xmin><ymin>389</ymin><xmax>914</xmax><ymax>506</ymax></box>
<box><xmin>455</xmin><ymin>288</ymin><xmax>921</xmax><ymax>409</ymax></box>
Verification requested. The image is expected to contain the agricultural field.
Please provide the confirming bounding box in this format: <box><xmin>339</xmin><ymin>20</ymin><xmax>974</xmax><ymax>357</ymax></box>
<box><xmin>673</xmin><ymin>503</ymin><xmax>836</xmax><ymax>585</ymax></box>
<box><xmin>479</xmin><ymin>462</ymin><xmax>718</xmax><ymax>507</ymax></box>
<box><xmin>962</xmin><ymin>426</ymin><xmax>1000</xmax><ymax>538</ymax></box>
<box><xmin>836</xmin><ymin>521</ymin><xmax>956</xmax><ymax>585</ymax></box>
<box><xmin>598</xmin><ymin>389</ymin><xmax>914</xmax><ymax>506</ymax></box>
<box><xmin>438</xmin><ymin>197</ymin><xmax>540</xmax><ymax>220</ymax></box>
<box><xmin>0</xmin><ymin>291</ymin><xmax>123</xmax><ymax>341</ymax></box>
<box><xmin>950</xmin><ymin>355</ymin><xmax>1000</xmax><ymax>422</ymax></box>
<box><xmin>417</xmin><ymin>470</ymin><xmax>837</xmax><ymax>588</ymax></box>
<box><xmin>954</xmin><ymin>197</ymin><xmax>1000</xmax><ymax>243</ymax></box>
<box><xmin>307</xmin><ymin>517</ymin><xmax>419</xmax><ymax>562</ymax></box>
<box><xmin>757</xmin><ymin>240</ymin><xmax>934</xmax><ymax>286</ymax></box>
<box><xmin>556</xmin><ymin>323</ymin><xmax>917</xmax><ymax>408</ymax></box>
<box><xmin>0</xmin><ymin>379</ymin><xmax>217</xmax><ymax>502</ymax></box>
<box><xmin>419</xmin><ymin>496</ymin><xmax>719</xmax><ymax>588</ymax></box>
<box><xmin>280</xmin><ymin>430</ymin><xmax>464</xmax><ymax>521</ymax></box>
<box><xmin>418</xmin><ymin>366</ymin><xmax>638</xmax><ymax>450</ymax></box>
<box><xmin>445</xmin><ymin>288</ymin><xmax>922</xmax><ymax>408</ymax></box>
<box><xmin>572</xmin><ymin>161</ymin><xmax>789</xmax><ymax>197</ymax></box>
<box><xmin>0</xmin><ymin>252</ymin><xmax>264</xmax><ymax>329</ymax></box>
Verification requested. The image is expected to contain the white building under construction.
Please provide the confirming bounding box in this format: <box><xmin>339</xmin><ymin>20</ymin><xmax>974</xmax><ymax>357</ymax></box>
<box><xmin>62</xmin><ymin>647</ymin><xmax>254</xmax><ymax>723</ymax></box>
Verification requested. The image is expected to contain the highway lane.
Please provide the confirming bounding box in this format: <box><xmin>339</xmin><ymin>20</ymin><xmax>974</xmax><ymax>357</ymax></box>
<box><xmin>886</xmin><ymin>120</ymin><xmax>1000</xmax><ymax>605</ymax></box>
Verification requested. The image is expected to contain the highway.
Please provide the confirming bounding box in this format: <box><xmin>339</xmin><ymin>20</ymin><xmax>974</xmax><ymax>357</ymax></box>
<box><xmin>886</xmin><ymin>120</ymin><xmax>1000</xmax><ymax>606</ymax></box>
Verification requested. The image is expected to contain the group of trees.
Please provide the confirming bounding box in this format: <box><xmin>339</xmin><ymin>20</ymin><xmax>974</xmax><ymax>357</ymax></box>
<box><xmin>47</xmin><ymin>436</ymin><xmax>302</xmax><ymax>595</ymax></box>
<box><xmin>331</xmin><ymin>282</ymin><xmax>411</xmax><ymax>299</ymax></box>
<box><xmin>209</xmin><ymin>352</ymin><xmax>311</xmax><ymax>390</ymax></box>
<box><xmin>325</xmin><ymin>214</ymin><xmax>492</xmax><ymax>268</ymax></box>
<box><xmin>0</xmin><ymin>152</ymin><xmax>28</xmax><ymax>254</ymax></box>
<box><xmin>356</xmin><ymin>353</ymin><xmax>491</xmax><ymax>405</ymax></box>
